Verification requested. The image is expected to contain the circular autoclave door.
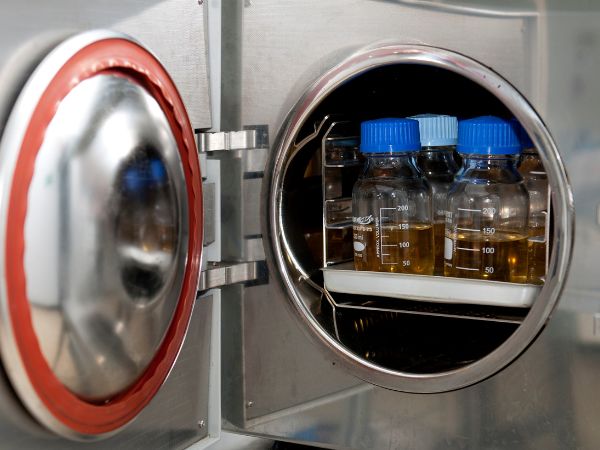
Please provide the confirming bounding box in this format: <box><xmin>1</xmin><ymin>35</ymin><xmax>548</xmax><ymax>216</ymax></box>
<box><xmin>267</xmin><ymin>44</ymin><xmax>573</xmax><ymax>393</ymax></box>
<box><xmin>0</xmin><ymin>31</ymin><xmax>203</xmax><ymax>438</ymax></box>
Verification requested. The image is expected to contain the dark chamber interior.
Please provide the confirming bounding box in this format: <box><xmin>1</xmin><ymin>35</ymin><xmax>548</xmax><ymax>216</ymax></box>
<box><xmin>282</xmin><ymin>64</ymin><xmax>527</xmax><ymax>375</ymax></box>
<box><xmin>297</xmin><ymin>64</ymin><xmax>512</xmax><ymax>140</ymax></box>
<box><xmin>321</xmin><ymin>301</ymin><xmax>518</xmax><ymax>374</ymax></box>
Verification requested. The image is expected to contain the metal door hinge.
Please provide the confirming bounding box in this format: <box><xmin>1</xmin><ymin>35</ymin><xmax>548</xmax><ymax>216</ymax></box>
<box><xmin>197</xmin><ymin>126</ymin><xmax>268</xmax><ymax>153</ymax></box>
<box><xmin>197</xmin><ymin>126</ymin><xmax>269</xmax><ymax>263</ymax></box>
<box><xmin>199</xmin><ymin>261</ymin><xmax>267</xmax><ymax>291</ymax></box>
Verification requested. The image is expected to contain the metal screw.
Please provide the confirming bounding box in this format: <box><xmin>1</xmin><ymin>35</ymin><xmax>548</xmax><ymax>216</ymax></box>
<box><xmin>198</xmin><ymin>419</ymin><xmax>205</xmax><ymax>428</ymax></box>
<box><xmin>198</xmin><ymin>0</ymin><xmax>203</xmax><ymax>5</ymax></box>
<box><xmin>246</xmin><ymin>401</ymin><xmax>254</xmax><ymax>408</ymax></box>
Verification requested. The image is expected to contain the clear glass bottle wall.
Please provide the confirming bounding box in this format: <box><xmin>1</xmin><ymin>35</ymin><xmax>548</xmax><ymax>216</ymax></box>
<box><xmin>352</xmin><ymin>118</ymin><xmax>434</xmax><ymax>274</ymax></box>
<box><xmin>410</xmin><ymin>114</ymin><xmax>459</xmax><ymax>275</ymax></box>
<box><xmin>513</xmin><ymin>119</ymin><xmax>549</xmax><ymax>285</ymax></box>
<box><xmin>445</xmin><ymin>116</ymin><xmax>529</xmax><ymax>283</ymax></box>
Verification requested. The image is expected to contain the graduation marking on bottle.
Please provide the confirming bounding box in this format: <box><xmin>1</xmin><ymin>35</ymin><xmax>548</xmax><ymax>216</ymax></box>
<box><xmin>379</xmin><ymin>207</ymin><xmax>400</xmax><ymax>264</ymax></box>
<box><xmin>454</xmin><ymin>207</ymin><xmax>484</xmax><ymax>272</ymax></box>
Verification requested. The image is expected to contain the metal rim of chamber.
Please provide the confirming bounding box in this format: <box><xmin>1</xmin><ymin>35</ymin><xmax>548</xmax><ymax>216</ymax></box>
<box><xmin>267</xmin><ymin>44</ymin><xmax>574</xmax><ymax>393</ymax></box>
<box><xmin>0</xmin><ymin>30</ymin><xmax>203</xmax><ymax>439</ymax></box>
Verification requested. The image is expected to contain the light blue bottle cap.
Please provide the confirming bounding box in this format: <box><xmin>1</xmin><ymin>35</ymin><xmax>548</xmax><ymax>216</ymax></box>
<box><xmin>408</xmin><ymin>114</ymin><xmax>458</xmax><ymax>147</ymax></box>
<box><xmin>457</xmin><ymin>116</ymin><xmax>521</xmax><ymax>155</ymax></box>
<box><xmin>360</xmin><ymin>118</ymin><xmax>421</xmax><ymax>153</ymax></box>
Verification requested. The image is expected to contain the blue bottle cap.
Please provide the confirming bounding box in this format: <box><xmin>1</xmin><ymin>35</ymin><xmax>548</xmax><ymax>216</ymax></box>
<box><xmin>408</xmin><ymin>114</ymin><xmax>458</xmax><ymax>147</ymax></box>
<box><xmin>457</xmin><ymin>116</ymin><xmax>521</xmax><ymax>155</ymax></box>
<box><xmin>509</xmin><ymin>118</ymin><xmax>534</xmax><ymax>150</ymax></box>
<box><xmin>360</xmin><ymin>118</ymin><xmax>421</xmax><ymax>153</ymax></box>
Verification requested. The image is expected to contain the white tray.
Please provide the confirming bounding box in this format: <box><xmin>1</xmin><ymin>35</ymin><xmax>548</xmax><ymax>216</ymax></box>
<box><xmin>322</xmin><ymin>263</ymin><xmax>540</xmax><ymax>308</ymax></box>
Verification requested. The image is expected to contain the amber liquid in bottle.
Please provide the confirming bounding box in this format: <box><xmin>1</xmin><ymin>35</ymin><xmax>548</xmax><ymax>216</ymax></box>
<box><xmin>519</xmin><ymin>151</ymin><xmax>548</xmax><ymax>285</ymax></box>
<box><xmin>527</xmin><ymin>224</ymin><xmax>546</xmax><ymax>285</ymax></box>
<box><xmin>432</xmin><ymin>222</ymin><xmax>446</xmax><ymax>276</ymax></box>
<box><xmin>445</xmin><ymin>230</ymin><xmax>528</xmax><ymax>283</ymax></box>
<box><xmin>353</xmin><ymin>223</ymin><xmax>434</xmax><ymax>274</ymax></box>
<box><xmin>414</xmin><ymin>142</ymin><xmax>458</xmax><ymax>276</ymax></box>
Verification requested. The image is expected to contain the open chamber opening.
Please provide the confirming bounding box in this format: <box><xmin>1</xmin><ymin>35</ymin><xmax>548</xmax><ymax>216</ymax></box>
<box><xmin>268</xmin><ymin>45</ymin><xmax>572</xmax><ymax>392</ymax></box>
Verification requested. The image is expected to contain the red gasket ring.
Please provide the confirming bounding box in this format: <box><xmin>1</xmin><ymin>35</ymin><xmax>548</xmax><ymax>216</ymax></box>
<box><xmin>4</xmin><ymin>37</ymin><xmax>203</xmax><ymax>435</ymax></box>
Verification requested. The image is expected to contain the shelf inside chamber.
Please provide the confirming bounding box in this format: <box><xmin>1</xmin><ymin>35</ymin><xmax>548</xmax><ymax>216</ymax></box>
<box><xmin>323</xmin><ymin>262</ymin><xmax>540</xmax><ymax>308</ymax></box>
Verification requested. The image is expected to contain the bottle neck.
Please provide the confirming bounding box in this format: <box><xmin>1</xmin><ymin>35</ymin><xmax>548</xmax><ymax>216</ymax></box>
<box><xmin>362</xmin><ymin>152</ymin><xmax>419</xmax><ymax>178</ymax></box>
<box><xmin>416</xmin><ymin>145</ymin><xmax>458</xmax><ymax>179</ymax></box>
<box><xmin>422</xmin><ymin>145</ymin><xmax>456</xmax><ymax>152</ymax></box>
<box><xmin>461</xmin><ymin>154</ymin><xmax>519</xmax><ymax>170</ymax></box>
<box><xmin>458</xmin><ymin>153</ymin><xmax>522</xmax><ymax>183</ymax></box>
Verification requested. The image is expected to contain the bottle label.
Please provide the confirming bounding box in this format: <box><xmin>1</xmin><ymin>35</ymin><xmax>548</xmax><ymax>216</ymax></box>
<box><xmin>353</xmin><ymin>241</ymin><xmax>366</xmax><ymax>252</ymax></box>
<box><xmin>353</xmin><ymin>218</ymin><xmax>374</xmax><ymax>269</ymax></box>
<box><xmin>444</xmin><ymin>237</ymin><xmax>453</xmax><ymax>260</ymax></box>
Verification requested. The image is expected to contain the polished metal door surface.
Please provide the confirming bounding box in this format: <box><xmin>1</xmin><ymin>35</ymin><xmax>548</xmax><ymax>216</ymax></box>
<box><xmin>0</xmin><ymin>3</ymin><xmax>211</xmax><ymax>443</ymax></box>
<box><xmin>24</xmin><ymin>73</ymin><xmax>189</xmax><ymax>401</ymax></box>
<box><xmin>0</xmin><ymin>30</ymin><xmax>203</xmax><ymax>439</ymax></box>
<box><xmin>220</xmin><ymin>1</ymin><xmax>600</xmax><ymax>448</ymax></box>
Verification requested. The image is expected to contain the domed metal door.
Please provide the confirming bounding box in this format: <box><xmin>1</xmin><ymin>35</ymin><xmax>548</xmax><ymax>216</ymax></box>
<box><xmin>0</xmin><ymin>30</ymin><xmax>203</xmax><ymax>439</ymax></box>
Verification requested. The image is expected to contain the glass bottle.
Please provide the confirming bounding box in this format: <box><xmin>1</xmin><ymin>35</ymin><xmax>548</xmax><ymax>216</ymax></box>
<box><xmin>410</xmin><ymin>114</ymin><xmax>459</xmax><ymax>275</ymax></box>
<box><xmin>352</xmin><ymin>118</ymin><xmax>434</xmax><ymax>274</ymax></box>
<box><xmin>444</xmin><ymin>116</ymin><xmax>529</xmax><ymax>283</ymax></box>
<box><xmin>514</xmin><ymin>120</ymin><xmax>548</xmax><ymax>285</ymax></box>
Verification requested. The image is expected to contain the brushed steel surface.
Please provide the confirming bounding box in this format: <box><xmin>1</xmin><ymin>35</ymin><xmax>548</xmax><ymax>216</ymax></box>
<box><xmin>0</xmin><ymin>0</ymin><xmax>210</xmax><ymax>130</ymax></box>
<box><xmin>204</xmin><ymin>431</ymin><xmax>273</xmax><ymax>450</ymax></box>
<box><xmin>204</xmin><ymin>182</ymin><xmax>216</xmax><ymax>246</ymax></box>
<box><xmin>200</xmin><ymin>158</ymin><xmax>223</xmax><ymax>266</ymax></box>
<box><xmin>23</xmin><ymin>73</ymin><xmax>188</xmax><ymax>400</ymax></box>
<box><xmin>236</xmin><ymin>309</ymin><xmax>598</xmax><ymax>450</ymax></box>
<box><xmin>238</xmin><ymin>1</ymin><xmax>540</xmax><ymax>136</ymax></box>
<box><xmin>221</xmin><ymin>1</ymin><xmax>600</xmax><ymax>448</ymax></box>
<box><xmin>0</xmin><ymin>293</ymin><xmax>213</xmax><ymax>449</ymax></box>
<box><xmin>207</xmin><ymin>135</ymin><xmax>268</xmax><ymax>263</ymax></box>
